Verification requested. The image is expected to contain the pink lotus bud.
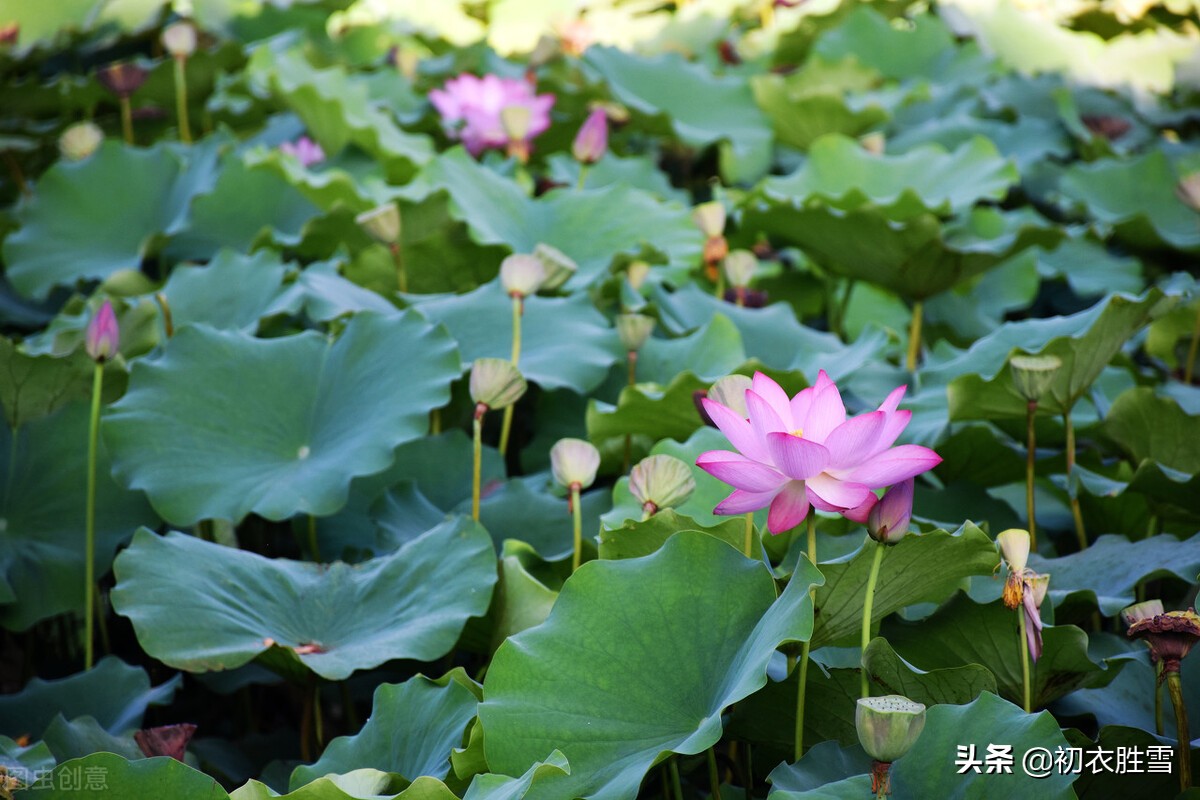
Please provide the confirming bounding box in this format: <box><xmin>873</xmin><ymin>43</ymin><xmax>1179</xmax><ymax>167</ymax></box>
<box><xmin>279</xmin><ymin>136</ymin><xmax>325</xmax><ymax>168</ymax></box>
<box><xmin>866</xmin><ymin>479</ymin><xmax>914</xmax><ymax>544</ymax></box>
<box><xmin>85</xmin><ymin>300</ymin><xmax>120</xmax><ymax>363</ymax></box>
<box><xmin>572</xmin><ymin>108</ymin><xmax>608</xmax><ymax>165</ymax></box>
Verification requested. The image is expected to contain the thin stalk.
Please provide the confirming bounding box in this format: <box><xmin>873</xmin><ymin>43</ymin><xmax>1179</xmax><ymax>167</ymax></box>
<box><xmin>1024</xmin><ymin>400</ymin><xmax>1038</xmax><ymax>550</ymax></box>
<box><xmin>669</xmin><ymin>757</ymin><xmax>684</xmax><ymax>800</ymax></box>
<box><xmin>743</xmin><ymin>741</ymin><xmax>754</xmax><ymax>799</ymax></box>
<box><xmin>1184</xmin><ymin>302</ymin><xmax>1200</xmax><ymax>385</ymax></box>
<box><xmin>307</xmin><ymin>515</ymin><xmax>320</xmax><ymax>562</ymax></box>
<box><xmin>571</xmin><ymin>484</ymin><xmax>583</xmax><ymax>572</ymax></box>
<box><xmin>860</xmin><ymin>541</ymin><xmax>886</xmax><ymax>698</ymax></box>
<box><xmin>472</xmin><ymin>414</ymin><xmax>483</xmax><ymax>521</ymax></box>
<box><xmin>299</xmin><ymin>689</ymin><xmax>313</xmax><ymax>763</ymax></box>
<box><xmin>430</xmin><ymin>408</ymin><xmax>441</xmax><ymax>435</ymax></box>
<box><xmin>93</xmin><ymin>584</ymin><xmax>110</xmax><ymax>656</ymax></box>
<box><xmin>834</xmin><ymin>279</ymin><xmax>855</xmax><ymax>340</ymax></box>
<box><xmin>743</xmin><ymin>513</ymin><xmax>754</xmax><ymax>558</ymax></box>
<box><xmin>794</xmin><ymin>515</ymin><xmax>819</xmax><ymax>760</ymax></box>
<box><xmin>499</xmin><ymin>296</ymin><xmax>523</xmax><ymax>458</ymax></box>
<box><xmin>3</xmin><ymin>151</ymin><xmax>31</xmax><ymax>197</ymax></box>
<box><xmin>390</xmin><ymin>243</ymin><xmax>408</xmax><ymax>294</ymax></box>
<box><xmin>499</xmin><ymin>406</ymin><xmax>514</xmax><ymax>459</ymax></box>
<box><xmin>1018</xmin><ymin>609</ymin><xmax>1031</xmax><ymax>713</ymax></box>
<box><xmin>313</xmin><ymin>683</ymin><xmax>324</xmax><ymax>749</ymax></box>
<box><xmin>577</xmin><ymin>165</ymin><xmax>589</xmax><ymax>191</ymax></box>
<box><xmin>623</xmin><ymin>350</ymin><xmax>637</xmax><ymax>473</ymax></box>
<box><xmin>1063</xmin><ymin>411</ymin><xmax>1087</xmax><ymax>550</ymax></box>
<box><xmin>154</xmin><ymin>292</ymin><xmax>174</xmax><ymax>339</ymax></box>
<box><xmin>1167</xmin><ymin>670</ymin><xmax>1192</xmax><ymax>791</ymax></box>
<box><xmin>905</xmin><ymin>300</ymin><xmax>923</xmax><ymax>372</ymax></box>
<box><xmin>735</xmin><ymin>287</ymin><xmax>745</xmax><ymax>308</ymax></box>
<box><xmin>1155</xmin><ymin>660</ymin><xmax>1164</xmax><ymax>736</ymax></box>
<box><xmin>707</xmin><ymin>747</ymin><xmax>722</xmax><ymax>800</ymax></box>
<box><xmin>172</xmin><ymin>56</ymin><xmax>191</xmax><ymax>144</ymax></box>
<box><xmin>84</xmin><ymin>362</ymin><xmax>104</xmax><ymax>670</ymax></box>
<box><xmin>119</xmin><ymin>96</ymin><xmax>133</xmax><ymax>144</ymax></box>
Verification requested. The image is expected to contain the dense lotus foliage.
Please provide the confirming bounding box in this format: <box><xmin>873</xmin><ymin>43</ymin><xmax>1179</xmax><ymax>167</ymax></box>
<box><xmin>1</xmin><ymin>1</ymin><xmax>1200</xmax><ymax>799</ymax></box>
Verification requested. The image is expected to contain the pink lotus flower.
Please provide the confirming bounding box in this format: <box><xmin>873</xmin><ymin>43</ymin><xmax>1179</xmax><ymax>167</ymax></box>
<box><xmin>572</xmin><ymin>108</ymin><xmax>608</xmax><ymax>164</ymax></box>
<box><xmin>85</xmin><ymin>299</ymin><xmax>119</xmax><ymax>363</ymax></box>
<box><xmin>696</xmin><ymin>371</ymin><xmax>941</xmax><ymax>533</ymax></box>
<box><xmin>430</xmin><ymin>73</ymin><xmax>554</xmax><ymax>157</ymax></box>
<box><xmin>279</xmin><ymin>136</ymin><xmax>325</xmax><ymax>167</ymax></box>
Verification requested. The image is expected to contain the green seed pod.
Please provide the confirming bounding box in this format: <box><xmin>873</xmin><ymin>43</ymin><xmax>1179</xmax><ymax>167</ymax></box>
<box><xmin>534</xmin><ymin>243</ymin><xmax>577</xmax><ymax>291</ymax></box>
<box><xmin>855</xmin><ymin>695</ymin><xmax>926</xmax><ymax>763</ymax></box>
<box><xmin>355</xmin><ymin>203</ymin><xmax>401</xmax><ymax>245</ymax></box>
<box><xmin>469</xmin><ymin>358</ymin><xmax>527</xmax><ymax>411</ymax></box>
<box><xmin>723</xmin><ymin>249</ymin><xmax>758</xmax><ymax>288</ymax></box>
<box><xmin>616</xmin><ymin>313</ymin><xmax>655</xmax><ymax>353</ymax></box>
<box><xmin>1009</xmin><ymin>354</ymin><xmax>1062</xmax><ymax>402</ymax></box>
<box><xmin>629</xmin><ymin>454</ymin><xmax>695</xmax><ymax>514</ymax></box>
<box><xmin>551</xmin><ymin>438</ymin><xmax>600</xmax><ymax>489</ymax></box>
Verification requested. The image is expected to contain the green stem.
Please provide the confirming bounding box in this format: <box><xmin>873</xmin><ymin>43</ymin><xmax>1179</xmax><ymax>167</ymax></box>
<box><xmin>307</xmin><ymin>515</ymin><xmax>320</xmax><ymax>562</ymax></box>
<box><xmin>743</xmin><ymin>513</ymin><xmax>754</xmax><ymax>558</ymax></box>
<box><xmin>119</xmin><ymin>96</ymin><xmax>133</xmax><ymax>144</ymax></box>
<box><xmin>93</xmin><ymin>583</ymin><xmax>110</xmax><ymax>657</ymax></box>
<box><xmin>429</xmin><ymin>407</ymin><xmax>441</xmax><ymax>435</ymax></box>
<box><xmin>1155</xmin><ymin>660</ymin><xmax>1164</xmax><ymax>736</ymax></box>
<box><xmin>905</xmin><ymin>300</ymin><xmax>923</xmax><ymax>372</ymax></box>
<box><xmin>743</xmin><ymin>741</ymin><xmax>754</xmax><ymax>799</ymax></box>
<box><xmin>623</xmin><ymin>351</ymin><xmax>637</xmax><ymax>474</ymax></box>
<box><xmin>1025</xmin><ymin>400</ymin><xmax>1038</xmax><ymax>550</ymax></box>
<box><xmin>499</xmin><ymin>406</ymin><xmax>514</xmax><ymax>459</ymax></box>
<box><xmin>571</xmin><ymin>484</ymin><xmax>583</xmax><ymax>573</ymax></box>
<box><xmin>1063</xmin><ymin>411</ymin><xmax>1087</xmax><ymax>550</ymax></box>
<box><xmin>172</xmin><ymin>56</ymin><xmax>191</xmax><ymax>144</ymax></box>
<box><xmin>577</xmin><ymin>164</ymin><xmax>589</xmax><ymax>191</ymax></box>
<box><xmin>669</xmin><ymin>757</ymin><xmax>684</xmax><ymax>800</ymax></box>
<box><xmin>85</xmin><ymin>362</ymin><xmax>104</xmax><ymax>670</ymax></box>
<box><xmin>390</xmin><ymin>243</ymin><xmax>408</xmax><ymax>294</ymax></box>
<box><xmin>707</xmin><ymin>746</ymin><xmax>722</xmax><ymax>800</ymax></box>
<box><xmin>794</xmin><ymin>515</ymin><xmax>819</xmax><ymax>760</ymax></box>
<box><xmin>472</xmin><ymin>414</ymin><xmax>482</xmax><ymax>521</ymax></box>
<box><xmin>313</xmin><ymin>683</ymin><xmax>324</xmax><ymax>749</ymax></box>
<box><xmin>1167</xmin><ymin>670</ymin><xmax>1192</xmax><ymax>791</ymax></box>
<box><xmin>860</xmin><ymin>540</ymin><xmax>886</xmax><ymax>699</ymax></box>
<box><xmin>1184</xmin><ymin>301</ymin><xmax>1200</xmax><ymax>385</ymax></box>
<box><xmin>511</xmin><ymin>295</ymin><xmax>523</xmax><ymax>364</ymax></box>
<box><xmin>1018</xmin><ymin>608</ymin><xmax>1031</xmax><ymax>713</ymax></box>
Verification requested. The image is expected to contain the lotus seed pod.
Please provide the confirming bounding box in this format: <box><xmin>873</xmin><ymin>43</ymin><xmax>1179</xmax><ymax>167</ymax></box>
<box><xmin>500</xmin><ymin>254</ymin><xmax>546</xmax><ymax>298</ymax></box>
<box><xmin>1122</xmin><ymin>599</ymin><xmax>1165</xmax><ymax>628</ymax></box>
<box><xmin>723</xmin><ymin>249</ymin><xmax>757</xmax><ymax>288</ymax></box>
<box><xmin>97</xmin><ymin>62</ymin><xmax>149</xmax><ymax>98</ymax></box>
<box><xmin>85</xmin><ymin>299</ymin><xmax>120</xmax><ymax>363</ymax></box>
<box><xmin>866</xmin><ymin>478</ymin><xmax>914</xmax><ymax>544</ymax></box>
<box><xmin>469</xmin><ymin>358</ymin><xmax>527</xmax><ymax>411</ymax></box>
<box><xmin>59</xmin><ymin>122</ymin><xmax>104</xmax><ymax>161</ymax></box>
<box><xmin>551</xmin><ymin>437</ymin><xmax>600</xmax><ymax>489</ymax></box>
<box><xmin>708</xmin><ymin>374</ymin><xmax>752</xmax><ymax>417</ymax></box>
<box><xmin>629</xmin><ymin>454</ymin><xmax>695</xmax><ymax>514</ymax></box>
<box><xmin>162</xmin><ymin>20</ymin><xmax>197</xmax><ymax>58</ymax></box>
<box><xmin>855</xmin><ymin>695</ymin><xmax>926</xmax><ymax>763</ymax></box>
<box><xmin>500</xmin><ymin>104</ymin><xmax>532</xmax><ymax>143</ymax></box>
<box><xmin>692</xmin><ymin>201</ymin><xmax>726</xmax><ymax>238</ymax></box>
<box><xmin>1127</xmin><ymin>607</ymin><xmax>1200</xmax><ymax>669</ymax></box>
<box><xmin>1177</xmin><ymin>173</ymin><xmax>1200</xmax><ymax>211</ymax></box>
<box><xmin>626</xmin><ymin>261</ymin><xmax>650</xmax><ymax>290</ymax></box>
<box><xmin>355</xmin><ymin>203</ymin><xmax>401</xmax><ymax>245</ymax></box>
<box><xmin>996</xmin><ymin>528</ymin><xmax>1030</xmax><ymax>572</ymax></box>
<box><xmin>1029</xmin><ymin>573</ymin><xmax>1050</xmax><ymax>608</ymax></box>
<box><xmin>616</xmin><ymin>313</ymin><xmax>655</xmax><ymax>353</ymax></box>
<box><xmin>1009</xmin><ymin>354</ymin><xmax>1062</xmax><ymax>402</ymax></box>
<box><xmin>533</xmin><ymin>243</ymin><xmax>577</xmax><ymax>290</ymax></box>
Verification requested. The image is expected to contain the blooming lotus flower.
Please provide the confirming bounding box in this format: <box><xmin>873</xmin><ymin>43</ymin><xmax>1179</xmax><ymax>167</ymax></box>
<box><xmin>696</xmin><ymin>371</ymin><xmax>940</xmax><ymax>533</ymax></box>
<box><xmin>85</xmin><ymin>300</ymin><xmax>120</xmax><ymax>363</ymax></box>
<box><xmin>572</xmin><ymin>108</ymin><xmax>608</xmax><ymax>165</ymax></box>
<box><xmin>279</xmin><ymin>136</ymin><xmax>325</xmax><ymax>167</ymax></box>
<box><xmin>430</xmin><ymin>74</ymin><xmax>554</xmax><ymax>157</ymax></box>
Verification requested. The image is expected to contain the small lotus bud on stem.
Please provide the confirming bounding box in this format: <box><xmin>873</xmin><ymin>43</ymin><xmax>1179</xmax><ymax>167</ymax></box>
<box><xmin>98</xmin><ymin>62</ymin><xmax>149</xmax><ymax>145</ymax></box>
<box><xmin>85</xmin><ymin>300</ymin><xmax>120</xmax><ymax>363</ymax></box>
<box><xmin>469</xmin><ymin>358</ymin><xmax>527</xmax><ymax>412</ymax></box>
<box><xmin>707</xmin><ymin>374</ymin><xmax>752</xmax><ymax>418</ymax></box>
<box><xmin>500</xmin><ymin>254</ymin><xmax>546</xmax><ymax>307</ymax></box>
<box><xmin>626</xmin><ymin>261</ymin><xmax>650</xmax><ymax>291</ymax></box>
<box><xmin>356</xmin><ymin>203</ymin><xmax>402</xmax><ymax>245</ymax></box>
<box><xmin>0</xmin><ymin>23</ymin><xmax>18</xmax><ymax>45</ymax></box>
<box><xmin>866</xmin><ymin>479</ymin><xmax>914</xmax><ymax>544</ymax></box>
<box><xmin>551</xmin><ymin>438</ymin><xmax>600</xmax><ymax>491</ymax></box>
<box><xmin>162</xmin><ymin>21</ymin><xmax>197</xmax><ymax>144</ymax></box>
<box><xmin>616</xmin><ymin>313</ymin><xmax>655</xmax><ymax>355</ymax></box>
<box><xmin>59</xmin><ymin>122</ymin><xmax>104</xmax><ymax>161</ymax></box>
<box><xmin>533</xmin><ymin>243</ymin><xmax>577</xmax><ymax>290</ymax></box>
<box><xmin>629</xmin><ymin>455</ymin><xmax>695</xmax><ymax>518</ymax></box>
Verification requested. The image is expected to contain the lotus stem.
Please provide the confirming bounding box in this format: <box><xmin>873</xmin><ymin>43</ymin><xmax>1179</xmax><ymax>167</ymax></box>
<box><xmin>119</xmin><ymin>96</ymin><xmax>133</xmax><ymax>144</ymax></box>
<box><xmin>472</xmin><ymin>413</ymin><xmax>483</xmax><ymax>521</ymax></box>
<box><xmin>1184</xmin><ymin>302</ymin><xmax>1200</xmax><ymax>385</ymax></box>
<box><xmin>1156</xmin><ymin>660</ymin><xmax>1164</xmax><ymax>736</ymax></box>
<box><xmin>499</xmin><ymin>296</ymin><xmax>523</xmax><ymax>457</ymax></box>
<box><xmin>743</xmin><ymin>513</ymin><xmax>754</xmax><ymax>558</ymax></box>
<box><xmin>390</xmin><ymin>242</ymin><xmax>408</xmax><ymax>294</ymax></box>
<box><xmin>906</xmin><ymin>300</ymin><xmax>923</xmax><ymax>372</ymax></box>
<box><xmin>1167</xmin><ymin>670</ymin><xmax>1191</xmax><ymax>790</ymax></box>
<box><xmin>571</xmin><ymin>484</ymin><xmax>583</xmax><ymax>572</ymax></box>
<box><xmin>623</xmin><ymin>350</ymin><xmax>637</xmax><ymax>473</ymax></box>
<box><xmin>1024</xmin><ymin>399</ymin><xmax>1037</xmax><ymax>550</ymax></box>
<box><xmin>3</xmin><ymin>151</ymin><xmax>30</xmax><ymax>197</ymax></box>
<box><xmin>307</xmin><ymin>515</ymin><xmax>320</xmax><ymax>562</ymax></box>
<box><xmin>154</xmin><ymin>292</ymin><xmax>174</xmax><ymax>339</ymax></box>
<box><xmin>742</xmin><ymin>741</ymin><xmax>754</xmax><ymax>798</ymax></box>
<box><xmin>669</xmin><ymin>756</ymin><xmax>684</xmax><ymax>800</ymax></box>
<box><xmin>84</xmin><ymin>361</ymin><xmax>104</xmax><ymax>670</ymax></box>
<box><xmin>1018</xmin><ymin>607</ymin><xmax>1031</xmax><ymax>713</ymax></box>
<box><xmin>429</xmin><ymin>407</ymin><xmax>441</xmax><ymax>435</ymax></box>
<box><xmin>313</xmin><ymin>683</ymin><xmax>324</xmax><ymax>749</ymax></box>
<box><xmin>794</xmin><ymin>515</ymin><xmax>819</xmax><ymax>760</ymax></box>
<box><xmin>860</xmin><ymin>540</ymin><xmax>886</xmax><ymax>699</ymax></box>
<box><xmin>172</xmin><ymin>56</ymin><xmax>192</xmax><ymax>144</ymax></box>
<box><xmin>577</xmin><ymin>164</ymin><xmax>589</xmax><ymax>191</ymax></box>
<box><xmin>1063</xmin><ymin>411</ymin><xmax>1087</xmax><ymax>550</ymax></box>
<box><xmin>707</xmin><ymin>746</ymin><xmax>722</xmax><ymax>800</ymax></box>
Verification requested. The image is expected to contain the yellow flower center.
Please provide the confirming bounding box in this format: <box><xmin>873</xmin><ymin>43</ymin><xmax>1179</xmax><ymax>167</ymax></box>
<box><xmin>790</xmin><ymin>428</ymin><xmax>804</xmax><ymax>438</ymax></box>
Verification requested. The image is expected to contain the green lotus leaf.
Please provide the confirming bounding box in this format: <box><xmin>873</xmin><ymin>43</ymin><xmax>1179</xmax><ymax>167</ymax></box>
<box><xmin>743</xmin><ymin>204</ymin><xmax>1050</xmax><ymax>300</ymax></box>
<box><xmin>1105</xmin><ymin>386</ymin><xmax>1200</xmax><ymax>473</ymax></box>
<box><xmin>544</xmin><ymin>153</ymin><xmax>686</xmax><ymax>204</ymax></box>
<box><xmin>922</xmin><ymin>250</ymin><xmax>1040</xmax><ymax>341</ymax></box>
<box><xmin>239</xmin><ymin>773</ymin><xmax>459</xmax><ymax>800</ymax></box>
<box><xmin>0</xmin><ymin>735</ymin><xmax>54</xmax><ymax>778</ymax></box>
<box><xmin>762</xmin><ymin>134</ymin><xmax>1018</xmax><ymax>219</ymax></box>
<box><xmin>401</xmin><ymin>149</ymin><xmax>701</xmax><ymax>285</ymax></box>
<box><xmin>1026</xmin><ymin>534</ymin><xmax>1200</xmax><ymax>616</ymax></box>
<box><xmin>489</xmin><ymin>550</ymin><xmax>558</xmax><ymax>650</ymax></box>
<box><xmin>0</xmin><ymin>404</ymin><xmax>156</xmax><ymax>631</ymax></box>
<box><xmin>583</xmin><ymin>46</ymin><xmax>772</xmax><ymax>183</ymax></box>
<box><xmin>0</xmin><ymin>339</ymin><xmax>109</xmax><ymax>430</ymax></box>
<box><xmin>597</xmin><ymin>509</ymin><xmax>754</xmax><ymax>561</ymax></box>
<box><xmin>42</xmin><ymin>715</ymin><xmax>142</xmax><ymax>763</ymax></box>
<box><xmin>159</xmin><ymin>249</ymin><xmax>291</xmax><ymax>333</ymax></box>
<box><xmin>462</xmin><ymin>752</ymin><xmax>570</xmax><ymax>800</ymax></box>
<box><xmin>475</xmin><ymin>477</ymin><xmax>609</xmax><ymax>562</ymax></box>
<box><xmin>1066</xmin><ymin>724</ymin><xmax>1200</xmax><ymax>800</ymax></box>
<box><xmin>103</xmin><ymin>311</ymin><xmax>459</xmax><ymax>525</ymax></box>
<box><xmin>246</xmin><ymin>47</ymin><xmax>433</xmax><ymax>179</ymax></box>
<box><xmin>884</xmin><ymin>593</ymin><xmax>1122</xmax><ymax>709</ymax></box>
<box><xmin>586</xmin><ymin>371</ymin><xmax>710</xmax><ymax>446</ymax></box>
<box><xmin>652</xmin><ymin>284</ymin><xmax>887</xmax><ymax>378</ymax></box>
<box><xmin>2</xmin><ymin>141</ymin><xmax>213</xmax><ymax>299</ymax></box>
<box><xmin>20</xmin><ymin>752</ymin><xmax>227</xmax><ymax>799</ymax></box>
<box><xmin>479</xmin><ymin>532</ymin><xmax>823</xmax><ymax>800</ymax></box>
<box><xmin>0</xmin><ymin>657</ymin><xmax>179</xmax><ymax>740</ymax></box>
<box><xmin>1033</xmin><ymin>237</ymin><xmax>1144</xmax><ymax>298</ymax></box>
<box><xmin>766</xmin><ymin>740</ymin><xmax>872</xmax><ymax>796</ymax></box>
<box><xmin>1124</xmin><ymin>459</ymin><xmax>1200</xmax><ymax>523</ymax></box>
<box><xmin>243</xmin><ymin>147</ymin><xmax>398</xmax><ymax>214</ymax></box>
<box><xmin>408</xmin><ymin>280</ymin><xmax>618</xmax><ymax>393</ymax></box>
<box><xmin>110</xmin><ymin>518</ymin><xmax>496</xmax><ymax>680</ymax></box>
<box><xmin>1059</xmin><ymin>149</ymin><xmax>1200</xmax><ymax>252</ymax></box>
<box><xmin>631</xmin><ymin>315</ymin><xmax>745</xmax><ymax>385</ymax></box>
<box><xmin>332</xmin><ymin>0</ymin><xmax>484</xmax><ymax>47</ymax></box>
<box><xmin>887</xmin><ymin>113</ymin><xmax>1071</xmax><ymax>171</ymax></box>
<box><xmin>945</xmin><ymin>288</ymin><xmax>1168</xmax><ymax>418</ymax></box>
<box><xmin>862</xmin><ymin>636</ymin><xmax>999</xmax><ymax>703</ymax></box>
<box><xmin>811</xmin><ymin>524</ymin><xmax>999</xmax><ymax>648</ymax></box>
<box><xmin>813</xmin><ymin>7</ymin><xmax>959</xmax><ymax>80</ymax></box>
<box><xmin>290</xmin><ymin>674</ymin><xmax>478</xmax><ymax>788</ymax></box>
